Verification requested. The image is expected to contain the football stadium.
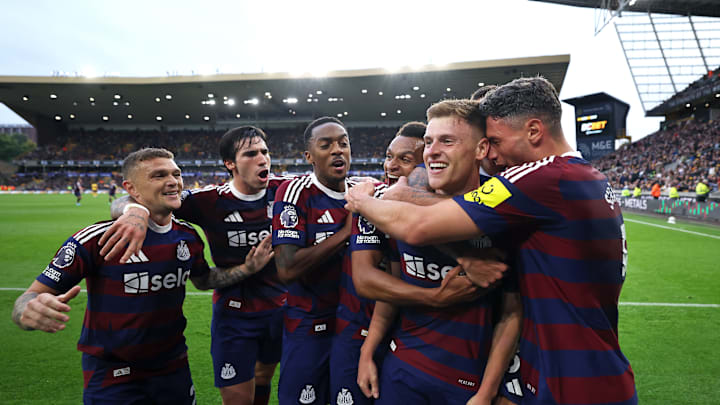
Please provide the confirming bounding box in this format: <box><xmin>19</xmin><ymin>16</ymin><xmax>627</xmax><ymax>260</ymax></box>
<box><xmin>1</xmin><ymin>1</ymin><xmax>719</xmax><ymax>404</ymax></box>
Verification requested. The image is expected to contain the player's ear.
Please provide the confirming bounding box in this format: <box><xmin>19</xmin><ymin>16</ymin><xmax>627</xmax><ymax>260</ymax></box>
<box><xmin>304</xmin><ymin>150</ymin><xmax>314</xmax><ymax>166</ymax></box>
<box><xmin>223</xmin><ymin>159</ymin><xmax>235</xmax><ymax>173</ymax></box>
<box><xmin>122</xmin><ymin>180</ymin><xmax>139</xmax><ymax>200</ymax></box>
<box><xmin>527</xmin><ymin>118</ymin><xmax>543</xmax><ymax>146</ymax></box>
<box><xmin>476</xmin><ymin>137</ymin><xmax>489</xmax><ymax>160</ymax></box>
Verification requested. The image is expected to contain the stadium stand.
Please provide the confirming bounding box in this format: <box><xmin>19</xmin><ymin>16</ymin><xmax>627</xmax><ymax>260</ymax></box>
<box><xmin>597</xmin><ymin>119</ymin><xmax>720</xmax><ymax>195</ymax></box>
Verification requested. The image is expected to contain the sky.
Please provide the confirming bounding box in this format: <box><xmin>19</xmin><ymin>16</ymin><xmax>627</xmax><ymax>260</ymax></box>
<box><xmin>0</xmin><ymin>0</ymin><xmax>666</xmax><ymax>147</ymax></box>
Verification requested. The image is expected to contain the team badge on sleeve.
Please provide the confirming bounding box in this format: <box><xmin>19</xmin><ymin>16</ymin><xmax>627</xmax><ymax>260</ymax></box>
<box><xmin>51</xmin><ymin>242</ymin><xmax>77</xmax><ymax>269</ymax></box>
<box><xmin>464</xmin><ymin>177</ymin><xmax>512</xmax><ymax>208</ymax></box>
<box><xmin>176</xmin><ymin>240</ymin><xmax>191</xmax><ymax>261</ymax></box>
<box><xmin>280</xmin><ymin>204</ymin><xmax>299</xmax><ymax>228</ymax></box>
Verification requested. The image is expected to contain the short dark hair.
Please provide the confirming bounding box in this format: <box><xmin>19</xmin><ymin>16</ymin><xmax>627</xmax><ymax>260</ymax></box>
<box><xmin>396</xmin><ymin>121</ymin><xmax>426</xmax><ymax>139</ymax></box>
<box><xmin>219</xmin><ymin>126</ymin><xmax>268</xmax><ymax>175</ymax></box>
<box><xmin>426</xmin><ymin>99</ymin><xmax>486</xmax><ymax>136</ymax></box>
<box><xmin>122</xmin><ymin>148</ymin><xmax>174</xmax><ymax>180</ymax></box>
<box><xmin>303</xmin><ymin>117</ymin><xmax>346</xmax><ymax>148</ymax></box>
<box><xmin>470</xmin><ymin>84</ymin><xmax>497</xmax><ymax>101</ymax></box>
<box><xmin>479</xmin><ymin>76</ymin><xmax>562</xmax><ymax>133</ymax></box>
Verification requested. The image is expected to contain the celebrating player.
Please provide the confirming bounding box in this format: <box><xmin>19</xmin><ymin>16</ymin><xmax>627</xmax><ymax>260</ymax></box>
<box><xmin>12</xmin><ymin>148</ymin><xmax>274</xmax><ymax>404</ymax></box>
<box><xmin>353</xmin><ymin>100</ymin><xmax>521</xmax><ymax>404</ymax></box>
<box><xmin>384</xmin><ymin>121</ymin><xmax>426</xmax><ymax>186</ymax></box>
<box><xmin>100</xmin><ymin>127</ymin><xmax>290</xmax><ymax>405</ymax></box>
<box><xmin>346</xmin><ymin>77</ymin><xmax>637</xmax><ymax>405</ymax></box>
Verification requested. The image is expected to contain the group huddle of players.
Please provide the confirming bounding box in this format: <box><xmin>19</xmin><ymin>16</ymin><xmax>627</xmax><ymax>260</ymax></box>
<box><xmin>12</xmin><ymin>76</ymin><xmax>638</xmax><ymax>405</ymax></box>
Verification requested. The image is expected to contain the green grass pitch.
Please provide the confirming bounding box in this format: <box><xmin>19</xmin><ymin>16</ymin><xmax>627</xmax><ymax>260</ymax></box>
<box><xmin>0</xmin><ymin>194</ymin><xmax>718</xmax><ymax>404</ymax></box>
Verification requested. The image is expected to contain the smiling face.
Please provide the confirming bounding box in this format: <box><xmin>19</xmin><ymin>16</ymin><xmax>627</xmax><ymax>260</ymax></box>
<box><xmin>384</xmin><ymin>135</ymin><xmax>424</xmax><ymax>185</ymax></box>
<box><xmin>423</xmin><ymin>116</ymin><xmax>486</xmax><ymax>195</ymax></box>
<box><xmin>305</xmin><ymin>122</ymin><xmax>351</xmax><ymax>191</ymax></box>
<box><xmin>224</xmin><ymin>136</ymin><xmax>271</xmax><ymax>195</ymax></box>
<box><xmin>123</xmin><ymin>157</ymin><xmax>183</xmax><ymax>223</ymax></box>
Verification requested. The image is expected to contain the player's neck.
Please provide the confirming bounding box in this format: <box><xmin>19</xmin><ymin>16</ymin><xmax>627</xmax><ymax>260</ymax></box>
<box><xmin>314</xmin><ymin>173</ymin><xmax>346</xmax><ymax>192</ymax></box>
<box><xmin>436</xmin><ymin>172</ymin><xmax>481</xmax><ymax>197</ymax></box>
<box><xmin>150</xmin><ymin>211</ymin><xmax>172</xmax><ymax>226</ymax></box>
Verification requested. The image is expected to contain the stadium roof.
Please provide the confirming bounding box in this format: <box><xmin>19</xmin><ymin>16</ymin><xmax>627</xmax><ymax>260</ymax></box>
<box><xmin>0</xmin><ymin>55</ymin><xmax>569</xmax><ymax>137</ymax></box>
<box><xmin>529</xmin><ymin>1</ymin><xmax>720</xmax><ymax>18</ymax></box>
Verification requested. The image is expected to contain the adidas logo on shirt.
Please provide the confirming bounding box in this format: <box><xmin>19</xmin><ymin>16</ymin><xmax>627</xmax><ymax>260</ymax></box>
<box><xmin>126</xmin><ymin>250</ymin><xmax>149</xmax><ymax>264</ymax></box>
<box><xmin>224</xmin><ymin>212</ymin><xmax>244</xmax><ymax>223</ymax></box>
<box><xmin>317</xmin><ymin>210</ymin><xmax>334</xmax><ymax>224</ymax></box>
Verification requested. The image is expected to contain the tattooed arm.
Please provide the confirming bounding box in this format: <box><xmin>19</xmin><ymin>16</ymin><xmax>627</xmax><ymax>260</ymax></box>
<box><xmin>99</xmin><ymin>195</ymin><xmax>149</xmax><ymax>263</ymax></box>
<box><xmin>191</xmin><ymin>234</ymin><xmax>275</xmax><ymax>290</ymax></box>
<box><xmin>12</xmin><ymin>282</ymin><xmax>82</xmax><ymax>333</ymax></box>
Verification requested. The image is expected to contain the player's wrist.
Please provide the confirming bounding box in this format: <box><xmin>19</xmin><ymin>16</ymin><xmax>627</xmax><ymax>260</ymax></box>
<box><xmin>123</xmin><ymin>203</ymin><xmax>150</xmax><ymax>217</ymax></box>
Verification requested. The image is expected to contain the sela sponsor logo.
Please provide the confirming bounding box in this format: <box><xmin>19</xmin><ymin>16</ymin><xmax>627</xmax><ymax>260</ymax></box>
<box><xmin>357</xmin><ymin>216</ymin><xmax>375</xmax><ymax>235</ymax></box>
<box><xmin>220</xmin><ymin>363</ymin><xmax>236</xmax><ymax>380</ymax></box>
<box><xmin>403</xmin><ymin>253</ymin><xmax>454</xmax><ymax>281</ymax></box>
<box><xmin>42</xmin><ymin>266</ymin><xmax>62</xmax><ymax>283</ymax></box>
<box><xmin>123</xmin><ymin>268</ymin><xmax>190</xmax><ymax>294</ymax></box>
<box><xmin>52</xmin><ymin>242</ymin><xmax>77</xmax><ymax>269</ymax></box>
<box><xmin>280</xmin><ymin>205</ymin><xmax>299</xmax><ymax>228</ymax></box>
<box><xmin>176</xmin><ymin>240</ymin><xmax>191</xmax><ymax>261</ymax></box>
<box><xmin>314</xmin><ymin>231</ymin><xmax>334</xmax><ymax>245</ymax></box>
<box><xmin>227</xmin><ymin>229</ymin><xmax>271</xmax><ymax>247</ymax></box>
<box><xmin>224</xmin><ymin>211</ymin><xmax>244</xmax><ymax>223</ymax></box>
<box><xmin>317</xmin><ymin>210</ymin><xmax>335</xmax><ymax>224</ymax></box>
<box><xmin>113</xmin><ymin>366</ymin><xmax>131</xmax><ymax>378</ymax></box>
<box><xmin>299</xmin><ymin>384</ymin><xmax>316</xmax><ymax>404</ymax></box>
<box><xmin>277</xmin><ymin>229</ymin><xmax>300</xmax><ymax>239</ymax></box>
<box><xmin>336</xmin><ymin>388</ymin><xmax>354</xmax><ymax>405</ymax></box>
<box><xmin>457</xmin><ymin>378</ymin><xmax>477</xmax><ymax>388</ymax></box>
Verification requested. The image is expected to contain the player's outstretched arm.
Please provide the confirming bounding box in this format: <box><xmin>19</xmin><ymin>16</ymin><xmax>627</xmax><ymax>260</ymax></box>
<box><xmin>99</xmin><ymin>197</ymin><xmax>149</xmax><ymax>263</ymax></box>
<box><xmin>468</xmin><ymin>291</ymin><xmax>522</xmax><ymax>405</ymax></box>
<box><xmin>274</xmin><ymin>213</ymin><xmax>353</xmax><ymax>284</ymax></box>
<box><xmin>191</xmin><ymin>234</ymin><xmax>274</xmax><ymax>290</ymax></box>
<box><xmin>12</xmin><ymin>282</ymin><xmax>81</xmax><ymax>333</ymax></box>
<box><xmin>358</xmin><ymin>299</ymin><xmax>398</xmax><ymax>399</ymax></box>
<box><xmin>345</xmin><ymin>182</ymin><xmax>479</xmax><ymax>246</ymax></box>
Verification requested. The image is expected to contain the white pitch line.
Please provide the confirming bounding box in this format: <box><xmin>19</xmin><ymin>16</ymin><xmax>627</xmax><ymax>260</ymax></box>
<box><xmin>624</xmin><ymin>218</ymin><xmax>720</xmax><ymax>240</ymax></box>
<box><xmin>620</xmin><ymin>302</ymin><xmax>719</xmax><ymax>308</ymax></box>
<box><xmin>0</xmin><ymin>288</ymin><xmax>716</xmax><ymax>307</ymax></box>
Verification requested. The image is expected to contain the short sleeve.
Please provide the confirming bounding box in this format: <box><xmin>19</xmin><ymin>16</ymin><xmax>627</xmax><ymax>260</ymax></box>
<box><xmin>36</xmin><ymin>236</ymin><xmax>92</xmax><ymax>293</ymax></box>
<box><xmin>272</xmin><ymin>181</ymin><xmax>307</xmax><ymax>247</ymax></box>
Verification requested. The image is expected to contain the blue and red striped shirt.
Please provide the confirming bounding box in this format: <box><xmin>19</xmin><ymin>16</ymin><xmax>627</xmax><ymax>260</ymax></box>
<box><xmin>37</xmin><ymin>218</ymin><xmax>209</xmax><ymax>379</ymax></box>
<box><xmin>175</xmin><ymin>176</ymin><xmax>292</xmax><ymax>324</ymax></box>
<box><xmin>453</xmin><ymin>151</ymin><xmax>637</xmax><ymax>404</ymax></box>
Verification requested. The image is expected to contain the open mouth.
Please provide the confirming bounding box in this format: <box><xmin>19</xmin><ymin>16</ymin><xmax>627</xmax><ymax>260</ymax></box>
<box><xmin>386</xmin><ymin>173</ymin><xmax>399</xmax><ymax>184</ymax></box>
<box><xmin>258</xmin><ymin>169</ymin><xmax>269</xmax><ymax>181</ymax></box>
<box><xmin>428</xmin><ymin>162</ymin><xmax>448</xmax><ymax>173</ymax></box>
<box><xmin>331</xmin><ymin>159</ymin><xmax>346</xmax><ymax>171</ymax></box>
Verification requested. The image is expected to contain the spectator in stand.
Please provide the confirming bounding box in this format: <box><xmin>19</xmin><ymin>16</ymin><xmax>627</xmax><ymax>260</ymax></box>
<box><xmin>651</xmin><ymin>182</ymin><xmax>662</xmax><ymax>199</ymax></box>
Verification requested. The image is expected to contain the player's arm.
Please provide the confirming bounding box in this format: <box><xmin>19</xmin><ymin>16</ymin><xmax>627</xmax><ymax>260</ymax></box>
<box><xmin>468</xmin><ymin>291</ymin><xmax>522</xmax><ymax>405</ymax></box>
<box><xmin>274</xmin><ymin>213</ymin><xmax>352</xmax><ymax>284</ymax></box>
<box><xmin>99</xmin><ymin>195</ymin><xmax>149</xmax><ymax>263</ymax></box>
<box><xmin>357</xmin><ymin>294</ymin><xmax>399</xmax><ymax>399</ymax></box>
<box><xmin>12</xmin><ymin>281</ymin><xmax>82</xmax><ymax>333</ymax></box>
<box><xmin>191</xmin><ymin>234</ymin><xmax>274</xmax><ymax>290</ymax></box>
<box><xmin>383</xmin><ymin>176</ymin><xmax>446</xmax><ymax>206</ymax></box>
<box><xmin>352</xmin><ymin>249</ymin><xmax>482</xmax><ymax>307</ymax></box>
<box><xmin>346</xmin><ymin>182</ymin><xmax>480</xmax><ymax>246</ymax></box>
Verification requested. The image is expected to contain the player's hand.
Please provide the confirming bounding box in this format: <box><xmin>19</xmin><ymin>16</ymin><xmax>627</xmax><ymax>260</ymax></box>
<box><xmin>20</xmin><ymin>286</ymin><xmax>81</xmax><ymax>333</ymax></box>
<box><xmin>466</xmin><ymin>392</ymin><xmax>493</xmax><ymax>405</ymax></box>
<box><xmin>357</xmin><ymin>350</ymin><xmax>380</xmax><ymax>399</ymax></box>
<box><xmin>382</xmin><ymin>176</ymin><xmax>411</xmax><ymax>201</ymax></box>
<box><xmin>456</xmin><ymin>250</ymin><xmax>508</xmax><ymax>288</ymax></box>
<box><xmin>98</xmin><ymin>206</ymin><xmax>149</xmax><ymax>263</ymax></box>
<box><xmin>244</xmin><ymin>234</ymin><xmax>275</xmax><ymax>274</ymax></box>
<box><xmin>344</xmin><ymin>181</ymin><xmax>375</xmax><ymax>213</ymax></box>
<box><xmin>431</xmin><ymin>266</ymin><xmax>481</xmax><ymax>307</ymax></box>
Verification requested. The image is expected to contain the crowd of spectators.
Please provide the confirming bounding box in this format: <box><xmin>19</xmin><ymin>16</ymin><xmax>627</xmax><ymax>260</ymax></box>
<box><xmin>596</xmin><ymin>119</ymin><xmax>720</xmax><ymax>194</ymax></box>
<box><xmin>19</xmin><ymin>126</ymin><xmax>396</xmax><ymax>162</ymax></box>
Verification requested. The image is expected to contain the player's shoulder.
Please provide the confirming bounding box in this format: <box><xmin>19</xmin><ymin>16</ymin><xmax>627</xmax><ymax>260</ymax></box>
<box><xmin>276</xmin><ymin>174</ymin><xmax>313</xmax><ymax>204</ymax></box>
<box><xmin>182</xmin><ymin>183</ymin><xmax>224</xmax><ymax>200</ymax></box>
<box><xmin>171</xmin><ymin>217</ymin><xmax>203</xmax><ymax>239</ymax></box>
<box><xmin>69</xmin><ymin>220</ymin><xmax>115</xmax><ymax>247</ymax></box>
<box><xmin>268</xmin><ymin>173</ymin><xmax>297</xmax><ymax>188</ymax></box>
